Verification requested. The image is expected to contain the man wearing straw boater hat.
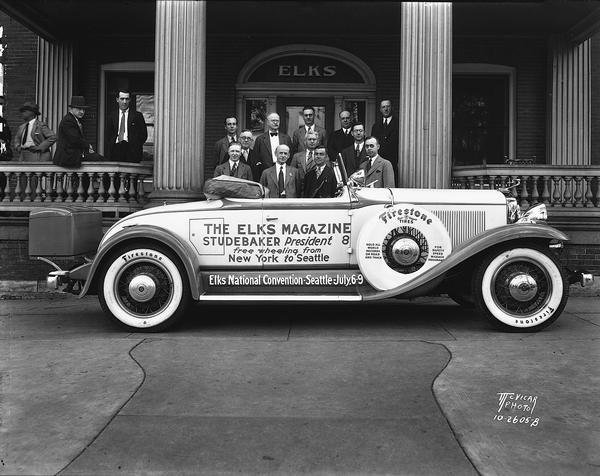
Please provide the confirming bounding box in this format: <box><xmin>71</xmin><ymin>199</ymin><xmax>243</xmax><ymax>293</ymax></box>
<box><xmin>53</xmin><ymin>95</ymin><xmax>101</xmax><ymax>167</ymax></box>
<box><xmin>14</xmin><ymin>101</ymin><xmax>56</xmax><ymax>162</ymax></box>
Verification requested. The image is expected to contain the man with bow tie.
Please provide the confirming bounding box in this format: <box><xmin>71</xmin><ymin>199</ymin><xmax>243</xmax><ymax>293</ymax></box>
<box><xmin>327</xmin><ymin>109</ymin><xmax>354</xmax><ymax>162</ymax></box>
<box><xmin>370</xmin><ymin>99</ymin><xmax>399</xmax><ymax>181</ymax></box>
<box><xmin>253</xmin><ymin>112</ymin><xmax>293</xmax><ymax>178</ymax></box>
<box><xmin>291</xmin><ymin>105</ymin><xmax>327</xmax><ymax>156</ymax></box>
<box><xmin>213</xmin><ymin>142</ymin><xmax>253</xmax><ymax>180</ymax></box>
<box><xmin>214</xmin><ymin>116</ymin><xmax>239</xmax><ymax>165</ymax></box>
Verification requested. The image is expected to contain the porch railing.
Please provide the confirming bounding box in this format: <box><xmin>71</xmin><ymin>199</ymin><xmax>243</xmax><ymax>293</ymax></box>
<box><xmin>452</xmin><ymin>165</ymin><xmax>600</xmax><ymax>210</ymax></box>
<box><xmin>0</xmin><ymin>162</ymin><xmax>153</xmax><ymax>217</ymax></box>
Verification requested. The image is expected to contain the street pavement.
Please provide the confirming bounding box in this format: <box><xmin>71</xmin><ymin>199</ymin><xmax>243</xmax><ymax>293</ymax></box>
<box><xmin>0</xmin><ymin>293</ymin><xmax>599</xmax><ymax>475</ymax></box>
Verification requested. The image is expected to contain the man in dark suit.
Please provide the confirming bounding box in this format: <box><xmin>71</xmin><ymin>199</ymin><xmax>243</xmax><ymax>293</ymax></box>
<box><xmin>213</xmin><ymin>142</ymin><xmax>253</xmax><ymax>180</ymax></box>
<box><xmin>370</xmin><ymin>99</ymin><xmax>399</xmax><ymax>180</ymax></box>
<box><xmin>360</xmin><ymin>136</ymin><xmax>395</xmax><ymax>188</ymax></box>
<box><xmin>107</xmin><ymin>89</ymin><xmax>148</xmax><ymax>163</ymax></box>
<box><xmin>327</xmin><ymin>110</ymin><xmax>354</xmax><ymax>163</ymax></box>
<box><xmin>303</xmin><ymin>146</ymin><xmax>338</xmax><ymax>198</ymax></box>
<box><xmin>53</xmin><ymin>96</ymin><xmax>98</xmax><ymax>167</ymax></box>
<box><xmin>291</xmin><ymin>105</ymin><xmax>327</xmax><ymax>156</ymax></box>
<box><xmin>259</xmin><ymin>144</ymin><xmax>301</xmax><ymax>198</ymax></box>
<box><xmin>340</xmin><ymin>122</ymin><xmax>367</xmax><ymax>177</ymax></box>
<box><xmin>253</xmin><ymin>112</ymin><xmax>292</xmax><ymax>177</ymax></box>
<box><xmin>214</xmin><ymin>116</ymin><xmax>238</xmax><ymax>165</ymax></box>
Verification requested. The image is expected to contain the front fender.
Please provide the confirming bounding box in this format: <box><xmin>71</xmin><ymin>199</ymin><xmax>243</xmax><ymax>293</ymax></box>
<box><xmin>362</xmin><ymin>223</ymin><xmax>569</xmax><ymax>301</ymax></box>
<box><xmin>79</xmin><ymin>225</ymin><xmax>201</xmax><ymax>299</ymax></box>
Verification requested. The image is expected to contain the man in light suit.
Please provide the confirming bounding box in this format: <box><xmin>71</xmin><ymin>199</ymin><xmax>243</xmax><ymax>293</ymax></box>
<box><xmin>214</xmin><ymin>142</ymin><xmax>253</xmax><ymax>180</ymax></box>
<box><xmin>290</xmin><ymin>130</ymin><xmax>321</xmax><ymax>185</ymax></box>
<box><xmin>260</xmin><ymin>144</ymin><xmax>301</xmax><ymax>198</ymax></box>
<box><xmin>340</xmin><ymin>122</ymin><xmax>367</xmax><ymax>177</ymax></box>
<box><xmin>13</xmin><ymin>101</ymin><xmax>56</xmax><ymax>161</ymax></box>
<box><xmin>107</xmin><ymin>89</ymin><xmax>148</xmax><ymax>163</ymax></box>
<box><xmin>214</xmin><ymin>116</ymin><xmax>239</xmax><ymax>165</ymax></box>
<box><xmin>253</xmin><ymin>112</ymin><xmax>293</xmax><ymax>177</ymax></box>
<box><xmin>291</xmin><ymin>105</ymin><xmax>327</xmax><ymax>156</ymax></box>
<box><xmin>303</xmin><ymin>146</ymin><xmax>338</xmax><ymax>198</ymax></box>
<box><xmin>327</xmin><ymin>110</ymin><xmax>354</xmax><ymax>163</ymax></box>
<box><xmin>360</xmin><ymin>137</ymin><xmax>395</xmax><ymax>188</ymax></box>
<box><xmin>370</xmin><ymin>99</ymin><xmax>399</xmax><ymax>180</ymax></box>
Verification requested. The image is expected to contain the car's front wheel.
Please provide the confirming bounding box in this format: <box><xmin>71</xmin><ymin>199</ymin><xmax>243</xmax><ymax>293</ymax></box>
<box><xmin>98</xmin><ymin>245</ymin><xmax>189</xmax><ymax>332</ymax></box>
<box><xmin>473</xmin><ymin>246</ymin><xmax>568</xmax><ymax>332</ymax></box>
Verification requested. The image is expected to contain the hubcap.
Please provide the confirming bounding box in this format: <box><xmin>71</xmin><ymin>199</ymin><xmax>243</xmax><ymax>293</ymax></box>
<box><xmin>508</xmin><ymin>273</ymin><xmax>538</xmax><ymax>302</ymax></box>
<box><xmin>391</xmin><ymin>238</ymin><xmax>420</xmax><ymax>266</ymax></box>
<box><xmin>128</xmin><ymin>274</ymin><xmax>157</xmax><ymax>302</ymax></box>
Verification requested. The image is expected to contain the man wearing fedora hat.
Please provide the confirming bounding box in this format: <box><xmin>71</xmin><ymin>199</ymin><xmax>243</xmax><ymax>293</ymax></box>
<box><xmin>14</xmin><ymin>101</ymin><xmax>56</xmax><ymax>162</ymax></box>
<box><xmin>54</xmin><ymin>95</ymin><xmax>101</xmax><ymax>167</ymax></box>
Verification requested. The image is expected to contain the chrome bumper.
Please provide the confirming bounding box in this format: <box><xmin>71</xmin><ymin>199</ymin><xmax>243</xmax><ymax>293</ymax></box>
<box><xmin>567</xmin><ymin>269</ymin><xmax>595</xmax><ymax>287</ymax></box>
<box><xmin>47</xmin><ymin>261</ymin><xmax>92</xmax><ymax>294</ymax></box>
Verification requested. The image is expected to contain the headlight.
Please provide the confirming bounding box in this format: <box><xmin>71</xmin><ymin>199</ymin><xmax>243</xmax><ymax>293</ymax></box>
<box><xmin>506</xmin><ymin>197</ymin><xmax>520</xmax><ymax>223</ymax></box>
<box><xmin>517</xmin><ymin>203</ymin><xmax>548</xmax><ymax>224</ymax></box>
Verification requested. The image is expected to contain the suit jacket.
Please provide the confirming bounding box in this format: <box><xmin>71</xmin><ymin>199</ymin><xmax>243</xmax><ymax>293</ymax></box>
<box><xmin>360</xmin><ymin>155</ymin><xmax>396</xmax><ymax>188</ymax></box>
<box><xmin>371</xmin><ymin>116</ymin><xmax>399</xmax><ymax>170</ymax></box>
<box><xmin>327</xmin><ymin>128</ymin><xmax>354</xmax><ymax>163</ymax></box>
<box><xmin>340</xmin><ymin>142</ymin><xmax>367</xmax><ymax>177</ymax></box>
<box><xmin>224</xmin><ymin>148</ymin><xmax>262</xmax><ymax>182</ymax></box>
<box><xmin>53</xmin><ymin>113</ymin><xmax>91</xmax><ymax>167</ymax></box>
<box><xmin>13</xmin><ymin>118</ymin><xmax>56</xmax><ymax>161</ymax></box>
<box><xmin>215</xmin><ymin>135</ymin><xmax>238</xmax><ymax>164</ymax></box>
<box><xmin>291</xmin><ymin>125</ymin><xmax>327</xmax><ymax>156</ymax></box>
<box><xmin>259</xmin><ymin>164</ymin><xmax>301</xmax><ymax>198</ymax></box>
<box><xmin>213</xmin><ymin>160</ymin><xmax>253</xmax><ymax>181</ymax></box>
<box><xmin>303</xmin><ymin>164</ymin><xmax>338</xmax><ymax>198</ymax></box>
<box><xmin>253</xmin><ymin>131</ymin><xmax>293</xmax><ymax>175</ymax></box>
<box><xmin>108</xmin><ymin>109</ymin><xmax>148</xmax><ymax>162</ymax></box>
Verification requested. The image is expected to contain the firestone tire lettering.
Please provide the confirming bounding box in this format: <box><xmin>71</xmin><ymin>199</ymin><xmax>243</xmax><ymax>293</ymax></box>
<box><xmin>356</xmin><ymin>204</ymin><xmax>452</xmax><ymax>291</ymax></box>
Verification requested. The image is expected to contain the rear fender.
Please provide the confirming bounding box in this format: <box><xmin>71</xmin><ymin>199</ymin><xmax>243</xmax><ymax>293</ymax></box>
<box><xmin>79</xmin><ymin>225</ymin><xmax>201</xmax><ymax>299</ymax></box>
<box><xmin>362</xmin><ymin>223</ymin><xmax>569</xmax><ymax>301</ymax></box>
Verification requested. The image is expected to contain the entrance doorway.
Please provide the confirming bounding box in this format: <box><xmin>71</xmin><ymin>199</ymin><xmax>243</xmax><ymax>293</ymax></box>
<box><xmin>277</xmin><ymin>97</ymin><xmax>334</xmax><ymax>138</ymax></box>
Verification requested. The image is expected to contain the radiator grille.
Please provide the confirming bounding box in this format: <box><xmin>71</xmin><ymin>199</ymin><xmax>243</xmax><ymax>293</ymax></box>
<box><xmin>430</xmin><ymin>209</ymin><xmax>486</xmax><ymax>248</ymax></box>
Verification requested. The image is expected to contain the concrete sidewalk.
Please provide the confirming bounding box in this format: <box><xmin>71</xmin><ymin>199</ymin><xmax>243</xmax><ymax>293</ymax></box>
<box><xmin>1</xmin><ymin>295</ymin><xmax>599</xmax><ymax>475</ymax></box>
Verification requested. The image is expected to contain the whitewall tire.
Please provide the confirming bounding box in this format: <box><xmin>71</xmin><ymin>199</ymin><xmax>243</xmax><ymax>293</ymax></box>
<box><xmin>98</xmin><ymin>246</ymin><xmax>189</xmax><ymax>332</ymax></box>
<box><xmin>473</xmin><ymin>246</ymin><xmax>568</xmax><ymax>331</ymax></box>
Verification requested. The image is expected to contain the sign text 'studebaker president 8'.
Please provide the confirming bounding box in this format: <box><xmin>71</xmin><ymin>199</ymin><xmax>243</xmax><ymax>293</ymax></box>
<box><xmin>32</xmin><ymin>165</ymin><xmax>593</xmax><ymax>333</ymax></box>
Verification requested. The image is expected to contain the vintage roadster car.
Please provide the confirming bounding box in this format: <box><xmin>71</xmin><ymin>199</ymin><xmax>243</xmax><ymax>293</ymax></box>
<box><xmin>33</xmin><ymin>164</ymin><xmax>592</xmax><ymax>333</ymax></box>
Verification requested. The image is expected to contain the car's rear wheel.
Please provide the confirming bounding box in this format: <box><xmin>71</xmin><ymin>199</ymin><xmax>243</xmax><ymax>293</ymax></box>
<box><xmin>473</xmin><ymin>246</ymin><xmax>568</xmax><ymax>332</ymax></box>
<box><xmin>98</xmin><ymin>245</ymin><xmax>189</xmax><ymax>332</ymax></box>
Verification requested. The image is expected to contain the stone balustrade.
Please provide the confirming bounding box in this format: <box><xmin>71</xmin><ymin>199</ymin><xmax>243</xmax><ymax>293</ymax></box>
<box><xmin>452</xmin><ymin>165</ymin><xmax>600</xmax><ymax>210</ymax></box>
<box><xmin>0</xmin><ymin>162</ymin><xmax>153</xmax><ymax>217</ymax></box>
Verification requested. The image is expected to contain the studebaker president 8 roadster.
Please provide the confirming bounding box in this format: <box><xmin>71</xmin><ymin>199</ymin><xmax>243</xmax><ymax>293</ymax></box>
<box><xmin>32</xmin><ymin>165</ymin><xmax>593</xmax><ymax>333</ymax></box>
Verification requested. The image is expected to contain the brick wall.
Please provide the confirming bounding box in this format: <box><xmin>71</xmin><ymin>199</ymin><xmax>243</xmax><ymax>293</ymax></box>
<box><xmin>0</xmin><ymin>12</ymin><xmax>38</xmax><ymax>148</ymax></box>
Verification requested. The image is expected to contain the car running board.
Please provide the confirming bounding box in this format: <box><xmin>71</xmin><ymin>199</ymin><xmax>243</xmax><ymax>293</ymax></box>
<box><xmin>199</xmin><ymin>294</ymin><xmax>362</xmax><ymax>301</ymax></box>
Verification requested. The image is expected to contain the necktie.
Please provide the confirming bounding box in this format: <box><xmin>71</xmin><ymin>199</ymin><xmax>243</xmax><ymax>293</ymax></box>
<box><xmin>118</xmin><ymin>112</ymin><xmax>126</xmax><ymax>142</ymax></box>
<box><xmin>355</xmin><ymin>144</ymin><xmax>360</xmax><ymax>158</ymax></box>
<box><xmin>229</xmin><ymin>135</ymin><xmax>236</xmax><ymax>143</ymax></box>
<box><xmin>22</xmin><ymin>123</ymin><xmax>29</xmax><ymax>145</ymax></box>
<box><xmin>270</xmin><ymin>132</ymin><xmax>278</xmax><ymax>137</ymax></box>
<box><xmin>230</xmin><ymin>163</ymin><xmax>237</xmax><ymax>176</ymax></box>
<box><xmin>366</xmin><ymin>159</ymin><xmax>371</xmax><ymax>173</ymax></box>
<box><xmin>316</xmin><ymin>167</ymin><xmax>322</xmax><ymax>179</ymax></box>
<box><xmin>278</xmin><ymin>166</ymin><xmax>285</xmax><ymax>196</ymax></box>
<box><xmin>307</xmin><ymin>151</ymin><xmax>314</xmax><ymax>171</ymax></box>
<box><xmin>243</xmin><ymin>150</ymin><xmax>248</xmax><ymax>162</ymax></box>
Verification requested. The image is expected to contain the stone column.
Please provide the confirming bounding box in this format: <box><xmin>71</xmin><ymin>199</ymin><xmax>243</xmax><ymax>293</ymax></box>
<box><xmin>550</xmin><ymin>37</ymin><xmax>590</xmax><ymax>166</ymax></box>
<box><xmin>150</xmin><ymin>0</ymin><xmax>206</xmax><ymax>204</ymax></box>
<box><xmin>399</xmin><ymin>2</ymin><xmax>452</xmax><ymax>189</ymax></box>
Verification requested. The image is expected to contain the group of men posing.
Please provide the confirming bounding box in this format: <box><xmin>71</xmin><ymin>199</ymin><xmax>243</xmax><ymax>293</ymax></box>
<box><xmin>213</xmin><ymin>100</ymin><xmax>399</xmax><ymax>198</ymax></box>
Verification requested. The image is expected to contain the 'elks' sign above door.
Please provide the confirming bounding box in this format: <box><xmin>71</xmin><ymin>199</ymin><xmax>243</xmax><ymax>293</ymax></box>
<box><xmin>248</xmin><ymin>55</ymin><xmax>364</xmax><ymax>83</ymax></box>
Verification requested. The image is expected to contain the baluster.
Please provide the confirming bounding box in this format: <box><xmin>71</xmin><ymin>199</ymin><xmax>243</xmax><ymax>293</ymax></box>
<box><xmin>498</xmin><ymin>175</ymin><xmax>507</xmax><ymax>189</ymax></box>
<box><xmin>584</xmin><ymin>177</ymin><xmax>594</xmax><ymax>208</ymax></box>
<box><xmin>97</xmin><ymin>172</ymin><xmax>107</xmax><ymax>202</ymax></box>
<box><xmin>65</xmin><ymin>172</ymin><xmax>75</xmax><ymax>202</ymax></box>
<box><xmin>563</xmin><ymin>176</ymin><xmax>573</xmax><ymax>207</ymax></box>
<box><xmin>14</xmin><ymin>172</ymin><xmax>23</xmax><ymax>202</ymax></box>
<box><xmin>478</xmin><ymin>175</ymin><xmax>485</xmax><ymax>189</ymax></box>
<box><xmin>118</xmin><ymin>173</ymin><xmax>127</xmax><ymax>202</ymax></box>
<box><xmin>487</xmin><ymin>175</ymin><xmax>496</xmax><ymax>189</ymax></box>
<box><xmin>107</xmin><ymin>173</ymin><xmax>117</xmax><ymax>203</ymax></box>
<box><xmin>541</xmin><ymin>176</ymin><xmax>551</xmax><ymax>205</ymax></box>
<box><xmin>55</xmin><ymin>173</ymin><xmax>65</xmax><ymax>202</ymax></box>
<box><xmin>24</xmin><ymin>172</ymin><xmax>33</xmax><ymax>202</ymax></box>
<box><xmin>137</xmin><ymin>175</ymin><xmax>146</xmax><ymax>203</ymax></box>
<box><xmin>2</xmin><ymin>172</ymin><xmax>11</xmax><ymax>202</ymax></box>
<box><xmin>573</xmin><ymin>177</ymin><xmax>583</xmax><ymax>208</ymax></box>
<box><xmin>76</xmin><ymin>172</ymin><xmax>86</xmax><ymax>202</ymax></box>
<box><xmin>86</xmin><ymin>172</ymin><xmax>96</xmax><ymax>203</ymax></box>
<box><xmin>519</xmin><ymin>175</ymin><xmax>529</xmax><ymax>208</ymax></box>
<box><xmin>33</xmin><ymin>172</ymin><xmax>44</xmax><ymax>202</ymax></box>
<box><xmin>551</xmin><ymin>176</ymin><xmax>562</xmax><ymax>206</ymax></box>
<box><xmin>128</xmin><ymin>174</ymin><xmax>137</xmax><ymax>203</ymax></box>
<box><xmin>530</xmin><ymin>175</ymin><xmax>539</xmax><ymax>205</ymax></box>
<box><xmin>467</xmin><ymin>176</ymin><xmax>475</xmax><ymax>189</ymax></box>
